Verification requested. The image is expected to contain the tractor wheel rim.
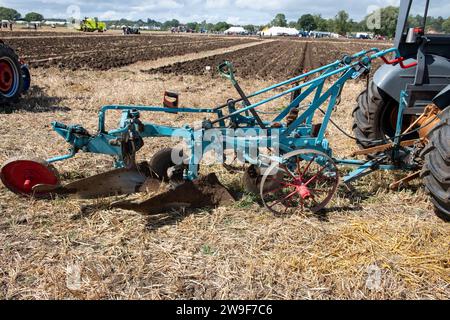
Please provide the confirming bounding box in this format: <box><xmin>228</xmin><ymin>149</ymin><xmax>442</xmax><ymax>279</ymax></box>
<box><xmin>0</xmin><ymin>57</ymin><xmax>20</xmax><ymax>97</ymax></box>
<box><xmin>382</xmin><ymin>101</ymin><xmax>417</xmax><ymax>139</ymax></box>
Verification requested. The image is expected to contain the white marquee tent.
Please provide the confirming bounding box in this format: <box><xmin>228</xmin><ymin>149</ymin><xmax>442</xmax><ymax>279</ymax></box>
<box><xmin>224</xmin><ymin>26</ymin><xmax>248</xmax><ymax>34</ymax></box>
<box><xmin>262</xmin><ymin>27</ymin><xmax>299</xmax><ymax>36</ymax></box>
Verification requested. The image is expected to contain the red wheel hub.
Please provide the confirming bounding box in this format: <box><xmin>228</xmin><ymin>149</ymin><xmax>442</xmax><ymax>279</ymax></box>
<box><xmin>297</xmin><ymin>184</ymin><xmax>312</xmax><ymax>199</ymax></box>
<box><xmin>1</xmin><ymin>159</ymin><xmax>59</xmax><ymax>197</ymax></box>
<box><xmin>0</xmin><ymin>61</ymin><xmax>14</xmax><ymax>92</ymax></box>
<box><xmin>285</xmin><ymin>177</ymin><xmax>313</xmax><ymax>200</ymax></box>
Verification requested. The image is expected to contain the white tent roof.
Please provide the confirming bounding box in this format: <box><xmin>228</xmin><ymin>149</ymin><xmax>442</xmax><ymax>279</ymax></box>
<box><xmin>44</xmin><ymin>21</ymin><xmax>67</xmax><ymax>25</ymax></box>
<box><xmin>264</xmin><ymin>27</ymin><xmax>299</xmax><ymax>36</ymax></box>
<box><xmin>224</xmin><ymin>26</ymin><xmax>247</xmax><ymax>33</ymax></box>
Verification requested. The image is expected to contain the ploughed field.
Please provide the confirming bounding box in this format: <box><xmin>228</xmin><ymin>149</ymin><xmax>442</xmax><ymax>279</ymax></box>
<box><xmin>3</xmin><ymin>32</ymin><xmax>391</xmax><ymax>79</ymax></box>
<box><xmin>4</xmin><ymin>34</ymin><xmax>257</xmax><ymax>70</ymax></box>
<box><xmin>147</xmin><ymin>40</ymin><xmax>391</xmax><ymax>80</ymax></box>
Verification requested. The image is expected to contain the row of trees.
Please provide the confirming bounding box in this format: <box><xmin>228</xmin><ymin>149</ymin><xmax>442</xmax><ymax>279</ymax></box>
<box><xmin>102</xmin><ymin>18</ymin><xmax>234</xmax><ymax>32</ymax></box>
<box><xmin>271</xmin><ymin>11</ymin><xmax>374</xmax><ymax>34</ymax></box>
<box><xmin>152</xmin><ymin>19</ymin><xmax>234</xmax><ymax>33</ymax></box>
<box><xmin>0</xmin><ymin>7</ymin><xmax>43</xmax><ymax>22</ymax></box>
<box><xmin>151</xmin><ymin>8</ymin><xmax>450</xmax><ymax>36</ymax></box>
<box><xmin>271</xmin><ymin>7</ymin><xmax>450</xmax><ymax>37</ymax></box>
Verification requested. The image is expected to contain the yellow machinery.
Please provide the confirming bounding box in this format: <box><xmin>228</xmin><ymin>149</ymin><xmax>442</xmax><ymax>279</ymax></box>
<box><xmin>77</xmin><ymin>18</ymin><xmax>106</xmax><ymax>32</ymax></box>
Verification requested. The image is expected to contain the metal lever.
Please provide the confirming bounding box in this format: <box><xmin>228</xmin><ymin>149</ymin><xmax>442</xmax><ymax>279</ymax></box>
<box><xmin>218</xmin><ymin>61</ymin><xmax>266</xmax><ymax>129</ymax></box>
<box><xmin>218</xmin><ymin>61</ymin><xmax>237</xmax><ymax>85</ymax></box>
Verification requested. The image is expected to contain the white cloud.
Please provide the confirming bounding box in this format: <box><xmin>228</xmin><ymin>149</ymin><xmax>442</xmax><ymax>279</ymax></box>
<box><xmin>1</xmin><ymin>0</ymin><xmax>449</xmax><ymax>24</ymax></box>
<box><xmin>131</xmin><ymin>0</ymin><xmax>184</xmax><ymax>11</ymax></box>
<box><xmin>99</xmin><ymin>10</ymin><xmax>120</xmax><ymax>20</ymax></box>
<box><xmin>235</xmin><ymin>0</ymin><xmax>294</xmax><ymax>10</ymax></box>
<box><xmin>205</xmin><ymin>0</ymin><xmax>230</xmax><ymax>9</ymax></box>
<box><xmin>226</xmin><ymin>16</ymin><xmax>242</xmax><ymax>25</ymax></box>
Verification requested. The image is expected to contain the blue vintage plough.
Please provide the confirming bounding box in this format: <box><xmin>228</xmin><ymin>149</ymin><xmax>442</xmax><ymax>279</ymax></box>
<box><xmin>1</xmin><ymin>47</ymin><xmax>433</xmax><ymax>214</ymax></box>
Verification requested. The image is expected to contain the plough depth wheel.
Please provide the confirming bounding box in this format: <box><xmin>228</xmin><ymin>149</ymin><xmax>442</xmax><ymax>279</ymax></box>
<box><xmin>0</xmin><ymin>158</ymin><xmax>59</xmax><ymax>198</ymax></box>
<box><xmin>260</xmin><ymin>149</ymin><xmax>339</xmax><ymax>215</ymax></box>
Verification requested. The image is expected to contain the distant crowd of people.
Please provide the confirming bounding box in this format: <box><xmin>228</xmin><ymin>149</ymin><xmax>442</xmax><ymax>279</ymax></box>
<box><xmin>0</xmin><ymin>21</ymin><xmax>13</xmax><ymax>31</ymax></box>
<box><xmin>1</xmin><ymin>21</ymin><xmax>40</xmax><ymax>31</ymax></box>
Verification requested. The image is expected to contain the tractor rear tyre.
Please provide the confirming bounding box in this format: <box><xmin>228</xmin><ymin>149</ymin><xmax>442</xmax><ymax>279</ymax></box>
<box><xmin>421</xmin><ymin>107</ymin><xmax>450</xmax><ymax>222</ymax></box>
<box><xmin>0</xmin><ymin>43</ymin><xmax>24</xmax><ymax>104</ymax></box>
<box><xmin>352</xmin><ymin>81</ymin><xmax>415</xmax><ymax>149</ymax></box>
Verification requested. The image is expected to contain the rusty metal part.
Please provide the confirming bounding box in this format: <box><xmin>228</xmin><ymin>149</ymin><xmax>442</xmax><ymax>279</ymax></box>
<box><xmin>270</xmin><ymin>122</ymin><xmax>283</xmax><ymax>128</ymax></box>
<box><xmin>415</xmin><ymin>104</ymin><xmax>442</xmax><ymax>139</ymax></box>
<box><xmin>400</xmin><ymin>104</ymin><xmax>441</xmax><ymax>140</ymax></box>
<box><xmin>389</xmin><ymin>171</ymin><xmax>421</xmax><ymax>190</ymax></box>
<box><xmin>111</xmin><ymin>173</ymin><xmax>235</xmax><ymax>214</ymax></box>
<box><xmin>33</xmin><ymin>162</ymin><xmax>155</xmax><ymax>199</ymax></box>
<box><xmin>286</xmin><ymin>108</ymin><xmax>299</xmax><ymax>127</ymax></box>
<box><xmin>163</xmin><ymin>91</ymin><xmax>179</xmax><ymax>113</ymax></box>
<box><xmin>351</xmin><ymin>139</ymin><xmax>422</xmax><ymax>156</ymax></box>
<box><xmin>311</xmin><ymin>123</ymin><xmax>322</xmax><ymax>137</ymax></box>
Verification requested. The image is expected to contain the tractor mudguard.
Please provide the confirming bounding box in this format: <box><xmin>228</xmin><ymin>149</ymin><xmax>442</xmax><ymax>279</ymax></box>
<box><xmin>373</xmin><ymin>54</ymin><xmax>450</xmax><ymax>103</ymax></box>
<box><xmin>433</xmin><ymin>85</ymin><xmax>450</xmax><ymax>109</ymax></box>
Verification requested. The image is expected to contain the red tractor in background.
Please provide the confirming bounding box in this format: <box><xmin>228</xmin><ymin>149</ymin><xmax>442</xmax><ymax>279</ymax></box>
<box><xmin>0</xmin><ymin>40</ymin><xmax>30</xmax><ymax>104</ymax></box>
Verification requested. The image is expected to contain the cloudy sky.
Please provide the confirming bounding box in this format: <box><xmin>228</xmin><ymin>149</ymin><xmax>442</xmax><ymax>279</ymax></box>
<box><xmin>1</xmin><ymin>0</ymin><xmax>449</xmax><ymax>24</ymax></box>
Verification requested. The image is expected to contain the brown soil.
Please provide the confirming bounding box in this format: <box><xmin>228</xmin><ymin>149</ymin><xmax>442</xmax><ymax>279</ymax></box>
<box><xmin>4</xmin><ymin>34</ymin><xmax>258</xmax><ymax>70</ymax></box>
<box><xmin>146</xmin><ymin>40</ymin><xmax>392</xmax><ymax>81</ymax></box>
<box><xmin>112</xmin><ymin>173</ymin><xmax>236</xmax><ymax>214</ymax></box>
<box><xmin>3</xmin><ymin>31</ymin><xmax>390</xmax><ymax>76</ymax></box>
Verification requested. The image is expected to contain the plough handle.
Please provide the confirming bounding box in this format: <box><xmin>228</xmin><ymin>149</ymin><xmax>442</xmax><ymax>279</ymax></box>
<box><xmin>218</xmin><ymin>60</ymin><xmax>237</xmax><ymax>85</ymax></box>
<box><xmin>381</xmin><ymin>56</ymin><xmax>418</xmax><ymax>69</ymax></box>
<box><xmin>217</xmin><ymin>61</ymin><xmax>266</xmax><ymax>129</ymax></box>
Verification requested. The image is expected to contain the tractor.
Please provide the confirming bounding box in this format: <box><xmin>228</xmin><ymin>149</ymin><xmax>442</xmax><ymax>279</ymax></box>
<box><xmin>122</xmin><ymin>26</ymin><xmax>140</xmax><ymax>35</ymax></box>
<box><xmin>352</xmin><ymin>0</ymin><xmax>450</xmax><ymax>220</ymax></box>
<box><xmin>77</xmin><ymin>18</ymin><xmax>106</xmax><ymax>33</ymax></box>
<box><xmin>0</xmin><ymin>40</ymin><xmax>30</xmax><ymax>104</ymax></box>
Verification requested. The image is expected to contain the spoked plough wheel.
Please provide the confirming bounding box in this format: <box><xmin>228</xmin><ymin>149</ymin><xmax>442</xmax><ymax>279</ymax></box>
<box><xmin>260</xmin><ymin>149</ymin><xmax>339</xmax><ymax>215</ymax></box>
<box><xmin>0</xmin><ymin>158</ymin><xmax>59</xmax><ymax>198</ymax></box>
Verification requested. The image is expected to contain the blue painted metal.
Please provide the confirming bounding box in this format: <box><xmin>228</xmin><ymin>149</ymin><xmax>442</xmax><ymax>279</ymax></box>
<box><xmin>343</xmin><ymin>160</ymin><xmax>379</xmax><ymax>183</ymax></box>
<box><xmin>342</xmin><ymin>159</ymin><xmax>403</xmax><ymax>183</ymax></box>
<box><xmin>334</xmin><ymin>159</ymin><xmax>367</xmax><ymax>165</ymax></box>
<box><xmin>45</xmin><ymin>47</ymin><xmax>415</xmax><ymax>184</ymax></box>
<box><xmin>395</xmin><ymin>90</ymin><xmax>408</xmax><ymax>145</ymax></box>
<box><xmin>47</xmin><ymin>149</ymin><xmax>77</xmax><ymax>164</ymax></box>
